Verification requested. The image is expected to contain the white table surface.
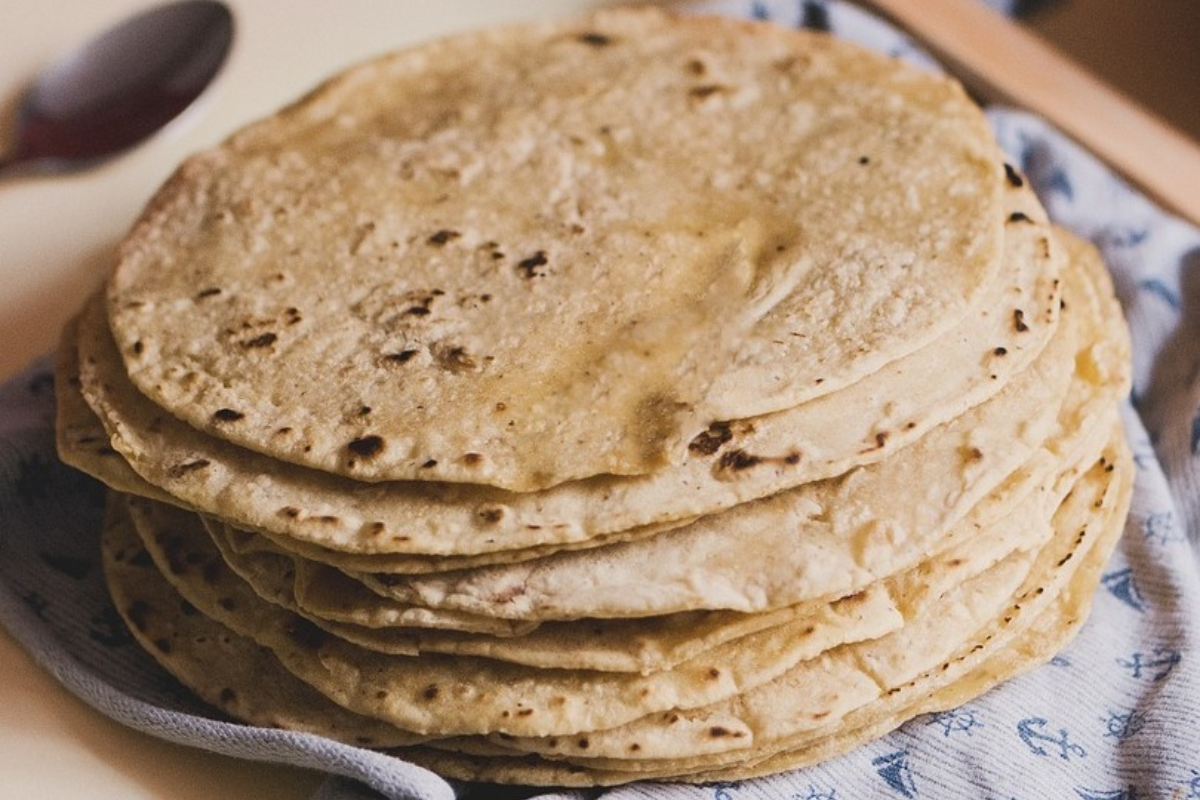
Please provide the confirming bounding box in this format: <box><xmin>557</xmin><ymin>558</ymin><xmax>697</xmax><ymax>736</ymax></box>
<box><xmin>0</xmin><ymin>2</ymin><xmax>608</xmax><ymax>797</ymax></box>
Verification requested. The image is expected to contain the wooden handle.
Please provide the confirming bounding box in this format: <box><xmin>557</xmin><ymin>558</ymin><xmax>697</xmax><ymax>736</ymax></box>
<box><xmin>861</xmin><ymin>0</ymin><xmax>1200</xmax><ymax>226</ymax></box>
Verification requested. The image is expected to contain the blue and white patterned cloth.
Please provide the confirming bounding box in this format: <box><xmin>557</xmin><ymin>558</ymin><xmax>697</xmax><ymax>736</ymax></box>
<box><xmin>2</xmin><ymin>2</ymin><xmax>1198</xmax><ymax>798</ymax></box>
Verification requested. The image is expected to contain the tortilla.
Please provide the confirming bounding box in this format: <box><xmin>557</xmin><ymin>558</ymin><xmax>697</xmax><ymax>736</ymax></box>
<box><xmin>297</xmin><ymin>228</ymin><xmax>1123</xmax><ymax>622</ymax></box>
<box><xmin>105</xmin><ymin>8</ymin><xmax>1008</xmax><ymax>491</ymax></box>
<box><xmin>344</xmin><ymin>310</ymin><xmax>1078</xmax><ymax>620</ymax></box>
<box><xmin>70</xmin><ymin>177</ymin><xmax>1052</xmax><ymax>560</ymax></box>
<box><xmin>120</xmin><ymin>496</ymin><xmax>899</xmax><ymax>739</ymax></box>
<box><xmin>388</xmin><ymin>432</ymin><xmax>1131</xmax><ymax>784</ymax></box>
<box><xmin>134</xmin><ymin>448</ymin><xmax>1073</xmax><ymax>674</ymax></box>
<box><xmin>53</xmin><ymin>5</ymin><xmax>1134</xmax><ymax>787</ymax></box>
<box><xmin>100</xmin><ymin>494</ymin><xmax>430</xmax><ymax>749</ymax></box>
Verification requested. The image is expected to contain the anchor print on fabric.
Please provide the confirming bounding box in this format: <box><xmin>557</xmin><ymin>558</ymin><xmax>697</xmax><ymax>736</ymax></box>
<box><xmin>1040</xmin><ymin>166</ymin><xmax>1075</xmax><ymax>201</ymax></box>
<box><xmin>710</xmin><ymin>781</ymin><xmax>742</xmax><ymax>800</ymax></box>
<box><xmin>872</xmin><ymin>750</ymin><xmax>918</xmax><ymax>798</ymax></box>
<box><xmin>1102</xmin><ymin>709</ymin><xmax>1148</xmax><ymax>741</ymax></box>
<box><xmin>1130</xmin><ymin>435</ymin><xmax>1157</xmax><ymax>471</ymax></box>
<box><xmin>1184</xmin><ymin>769</ymin><xmax>1200</xmax><ymax>800</ymax></box>
<box><xmin>1020</xmin><ymin>145</ymin><xmax>1075</xmax><ymax>202</ymax></box>
<box><xmin>1101</xmin><ymin>567</ymin><xmax>1147</xmax><ymax>612</ymax></box>
<box><xmin>1140</xmin><ymin>511</ymin><xmax>1185</xmax><ymax>547</ymax></box>
<box><xmin>799</xmin><ymin>0</ymin><xmax>831</xmax><ymax>31</ymax></box>
<box><xmin>1075</xmin><ymin>788</ymin><xmax>1138</xmax><ymax>800</ymax></box>
<box><xmin>925</xmin><ymin>708</ymin><xmax>983</xmax><ymax>737</ymax></box>
<box><xmin>1105</xmin><ymin>226</ymin><xmax>1150</xmax><ymax>249</ymax></box>
<box><xmin>1016</xmin><ymin>717</ymin><xmax>1087</xmax><ymax>760</ymax></box>
<box><xmin>793</xmin><ymin>786</ymin><xmax>839</xmax><ymax>800</ymax></box>
<box><xmin>1117</xmin><ymin>647</ymin><xmax>1182</xmax><ymax>682</ymax></box>
<box><xmin>1136</xmin><ymin>278</ymin><xmax>1181</xmax><ymax>311</ymax></box>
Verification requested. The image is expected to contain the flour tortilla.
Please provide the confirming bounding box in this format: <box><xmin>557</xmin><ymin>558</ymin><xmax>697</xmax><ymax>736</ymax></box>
<box><xmin>55</xmin><ymin>318</ymin><xmax>177</xmax><ymax>507</ymax></box>
<box><xmin>203</xmin><ymin>510</ymin><xmax>905</xmax><ymax>672</ymax></box>
<box><xmin>74</xmin><ymin>176</ymin><xmax>1051</xmax><ymax>560</ymax></box>
<box><xmin>679</xmin><ymin>430</ymin><xmax>1132</xmax><ymax>783</ymax></box>
<box><xmin>391</xmin><ymin>433</ymin><xmax>1130</xmax><ymax>784</ymax></box>
<box><xmin>142</xmin><ymin>452</ymin><xmax>1066</xmax><ymax>674</ymax></box>
<box><xmin>114</xmin><ymin>439</ymin><xmax>1094</xmax><ymax>747</ymax></box>
<box><xmin>481</xmin><ymin>426</ymin><xmax>1122</xmax><ymax>765</ymax></box>
<box><xmin>100</xmin><ymin>494</ymin><xmax>430</xmax><ymax>749</ymax></box>
<box><xmin>347</xmin><ymin>309</ymin><xmax>1078</xmax><ymax>619</ymax></box>
<box><xmin>98</xmin><ymin>445</ymin><xmax>1128</xmax><ymax>783</ymax></box>
<box><xmin>128</xmin><ymin>497</ymin><xmax>905</xmax><ymax>676</ymax></box>
<box><xmin>220</xmin><ymin>388</ymin><xmax>1107</xmax><ymax>637</ymax></box>
<box><xmin>122</xmin><ymin>498</ymin><xmax>898</xmax><ymax>738</ymax></box>
<box><xmin>106</xmin><ymin>7</ymin><xmax>1007</xmax><ymax>491</ymax></box>
<box><xmin>201</xmin><ymin>508</ymin><xmax>540</xmax><ymax>638</ymax></box>
<box><xmin>312</xmin><ymin>230</ymin><xmax>1122</xmax><ymax>621</ymax></box>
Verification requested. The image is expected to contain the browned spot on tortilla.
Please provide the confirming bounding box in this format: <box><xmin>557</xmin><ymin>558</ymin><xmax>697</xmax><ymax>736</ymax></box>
<box><xmin>427</xmin><ymin>229</ymin><xmax>460</xmax><ymax>246</ymax></box>
<box><xmin>168</xmin><ymin>459</ymin><xmax>210</xmax><ymax>478</ymax></box>
<box><xmin>433</xmin><ymin>345</ymin><xmax>477</xmax><ymax>373</ymax></box>
<box><xmin>348</xmin><ymin>435</ymin><xmax>385</xmax><ymax>459</ymax></box>
<box><xmin>577</xmin><ymin>32</ymin><xmax>613</xmax><ymax>47</ymax></box>
<box><xmin>516</xmin><ymin>250</ymin><xmax>548</xmax><ymax>278</ymax></box>
<box><xmin>384</xmin><ymin>350</ymin><xmax>418</xmax><ymax>365</ymax></box>
<box><xmin>242</xmin><ymin>332</ymin><xmax>277</xmax><ymax>349</ymax></box>
<box><xmin>688</xmin><ymin>422</ymin><xmax>733</xmax><ymax>456</ymax></box>
<box><xmin>1004</xmin><ymin>162</ymin><xmax>1024</xmax><ymax>187</ymax></box>
<box><xmin>689</xmin><ymin>84</ymin><xmax>728</xmax><ymax>99</ymax></box>
<box><xmin>477</xmin><ymin>506</ymin><xmax>505</xmax><ymax>525</ymax></box>
<box><xmin>718</xmin><ymin>449</ymin><xmax>762</xmax><ymax>472</ymax></box>
<box><xmin>126</xmin><ymin>601</ymin><xmax>151</xmax><ymax>632</ymax></box>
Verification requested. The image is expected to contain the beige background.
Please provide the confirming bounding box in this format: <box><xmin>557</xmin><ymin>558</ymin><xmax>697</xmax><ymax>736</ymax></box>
<box><xmin>0</xmin><ymin>1</ymin><xmax>1194</xmax><ymax>798</ymax></box>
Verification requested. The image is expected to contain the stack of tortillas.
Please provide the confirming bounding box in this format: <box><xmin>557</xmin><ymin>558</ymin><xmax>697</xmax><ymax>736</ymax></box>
<box><xmin>55</xmin><ymin>7</ymin><xmax>1133</xmax><ymax>786</ymax></box>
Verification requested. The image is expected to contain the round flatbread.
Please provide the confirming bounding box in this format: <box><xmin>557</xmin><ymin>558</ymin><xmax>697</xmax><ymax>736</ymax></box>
<box><xmin>70</xmin><ymin>180</ymin><xmax>1056</xmax><ymax>560</ymax></box>
<box><xmin>105</xmin><ymin>7</ymin><xmax>1007</xmax><ymax>491</ymax></box>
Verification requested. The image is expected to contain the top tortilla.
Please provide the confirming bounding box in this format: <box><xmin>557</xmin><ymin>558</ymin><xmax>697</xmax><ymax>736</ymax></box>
<box><xmin>69</xmin><ymin>180</ymin><xmax>1054</xmax><ymax>559</ymax></box>
<box><xmin>105</xmin><ymin>7</ymin><xmax>1005</xmax><ymax>491</ymax></box>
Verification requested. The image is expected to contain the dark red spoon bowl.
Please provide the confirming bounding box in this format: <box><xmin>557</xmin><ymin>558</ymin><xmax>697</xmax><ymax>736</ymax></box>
<box><xmin>1</xmin><ymin>0</ymin><xmax>233</xmax><ymax>176</ymax></box>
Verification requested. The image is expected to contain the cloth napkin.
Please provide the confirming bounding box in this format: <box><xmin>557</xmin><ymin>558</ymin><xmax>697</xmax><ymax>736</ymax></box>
<box><xmin>2</xmin><ymin>2</ymin><xmax>1198</xmax><ymax>798</ymax></box>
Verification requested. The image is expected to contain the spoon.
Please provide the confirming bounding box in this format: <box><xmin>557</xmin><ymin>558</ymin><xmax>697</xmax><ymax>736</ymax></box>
<box><xmin>0</xmin><ymin>0</ymin><xmax>234</xmax><ymax>177</ymax></box>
